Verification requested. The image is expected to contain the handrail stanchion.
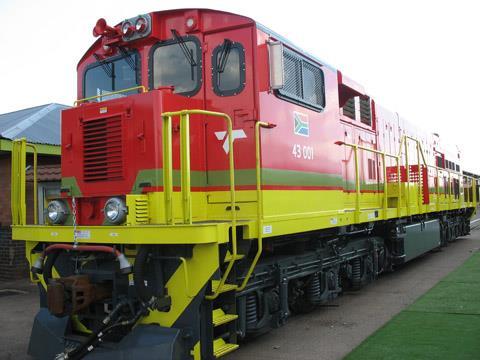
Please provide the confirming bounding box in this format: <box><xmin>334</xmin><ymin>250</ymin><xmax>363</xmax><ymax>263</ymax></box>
<box><xmin>354</xmin><ymin>145</ymin><xmax>360</xmax><ymax>223</ymax></box>
<box><xmin>161</xmin><ymin>109</ymin><xmax>237</xmax><ymax>299</ymax></box>
<box><xmin>180</xmin><ymin>112</ymin><xmax>192</xmax><ymax>224</ymax></box>
<box><xmin>238</xmin><ymin>121</ymin><xmax>275</xmax><ymax>292</ymax></box>
<box><xmin>11</xmin><ymin>139</ymin><xmax>27</xmax><ymax>225</ymax></box>
<box><xmin>404</xmin><ymin>138</ymin><xmax>411</xmax><ymax>216</ymax></box>
<box><xmin>436</xmin><ymin>167</ymin><xmax>440</xmax><ymax>211</ymax></box>
<box><xmin>416</xmin><ymin>143</ymin><xmax>422</xmax><ymax>213</ymax></box>
<box><xmin>162</xmin><ymin>115</ymin><xmax>174</xmax><ymax>224</ymax></box>
<box><xmin>448</xmin><ymin>170</ymin><xmax>452</xmax><ymax>210</ymax></box>
<box><xmin>26</xmin><ymin>144</ymin><xmax>38</xmax><ymax>225</ymax></box>
<box><xmin>396</xmin><ymin>157</ymin><xmax>401</xmax><ymax>217</ymax></box>
<box><xmin>382</xmin><ymin>152</ymin><xmax>388</xmax><ymax>217</ymax></box>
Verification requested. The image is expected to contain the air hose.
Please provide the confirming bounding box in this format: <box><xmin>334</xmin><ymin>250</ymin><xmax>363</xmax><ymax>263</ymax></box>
<box><xmin>55</xmin><ymin>298</ymin><xmax>130</xmax><ymax>360</ymax></box>
<box><xmin>60</xmin><ymin>298</ymin><xmax>154</xmax><ymax>360</ymax></box>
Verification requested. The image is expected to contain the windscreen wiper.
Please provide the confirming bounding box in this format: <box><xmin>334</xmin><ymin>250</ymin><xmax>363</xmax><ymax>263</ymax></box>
<box><xmin>93</xmin><ymin>53</ymin><xmax>114</xmax><ymax>78</ymax></box>
<box><xmin>217</xmin><ymin>39</ymin><xmax>233</xmax><ymax>73</ymax></box>
<box><xmin>119</xmin><ymin>47</ymin><xmax>136</xmax><ymax>71</ymax></box>
<box><xmin>171</xmin><ymin>29</ymin><xmax>197</xmax><ymax>80</ymax></box>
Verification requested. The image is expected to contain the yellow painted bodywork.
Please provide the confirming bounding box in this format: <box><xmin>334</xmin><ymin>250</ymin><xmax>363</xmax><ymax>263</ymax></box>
<box><xmin>10</xmin><ymin>114</ymin><xmax>478</xmax><ymax>358</ymax></box>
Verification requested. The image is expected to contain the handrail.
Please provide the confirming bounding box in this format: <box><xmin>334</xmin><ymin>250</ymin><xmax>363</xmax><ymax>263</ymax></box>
<box><xmin>336</xmin><ymin>141</ymin><xmax>400</xmax><ymax>222</ymax></box>
<box><xmin>11</xmin><ymin>139</ymin><xmax>26</xmax><ymax>225</ymax></box>
<box><xmin>161</xmin><ymin>109</ymin><xmax>237</xmax><ymax>300</ymax></box>
<box><xmin>237</xmin><ymin>121</ymin><xmax>276</xmax><ymax>292</ymax></box>
<box><xmin>26</xmin><ymin>144</ymin><xmax>38</xmax><ymax>225</ymax></box>
<box><xmin>73</xmin><ymin>85</ymin><xmax>147</xmax><ymax>106</ymax></box>
<box><xmin>338</xmin><ymin>135</ymin><xmax>476</xmax><ymax>222</ymax></box>
<box><xmin>11</xmin><ymin>139</ymin><xmax>38</xmax><ymax>225</ymax></box>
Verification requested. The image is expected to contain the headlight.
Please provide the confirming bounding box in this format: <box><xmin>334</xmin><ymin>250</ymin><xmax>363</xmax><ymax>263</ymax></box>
<box><xmin>47</xmin><ymin>200</ymin><xmax>68</xmax><ymax>225</ymax></box>
<box><xmin>135</xmin><ymin>17</ymin><xmax>147</xmax><ymax>32</ymax></box>
<box><xmin>103</xmin><ymin>197</ymin><xmax>127</xmax><ymax>224</ymax></box>
<box><xmin>121</xmin><ymin>21</ymin><xmax>133</xmax><ymax>37</ymax></box>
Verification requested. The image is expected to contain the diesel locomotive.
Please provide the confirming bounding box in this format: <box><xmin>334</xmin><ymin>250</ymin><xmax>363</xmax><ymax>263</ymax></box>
<box><xmin>11</xmin><ymin>8</ymin><xmax>477</xmax><ymax>360</ymax></box>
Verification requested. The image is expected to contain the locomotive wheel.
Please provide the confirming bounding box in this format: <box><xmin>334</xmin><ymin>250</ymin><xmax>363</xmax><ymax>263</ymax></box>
<box><xmin>288</xmin><ymin>278</ymin><xmax>316</xmax><ymax>314</ymax></box>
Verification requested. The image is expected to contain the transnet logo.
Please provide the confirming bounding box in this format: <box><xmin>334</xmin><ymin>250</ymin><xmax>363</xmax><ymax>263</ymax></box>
<box><xmin>294</xmin><ymin>111</ymin><xmax>309</xmax><ymax>137</ymax></box>
<box><xmin>215</xmin><ymin>130</ymin><xmax>247</xmax><ymax>154</ymax></box>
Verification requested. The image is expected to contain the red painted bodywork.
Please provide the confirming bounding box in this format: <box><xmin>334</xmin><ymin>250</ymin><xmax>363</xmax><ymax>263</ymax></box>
<box><xmin>63</xmin><ymin>9</ymin><xmax>462</xmax><ymax>225</ymax></box>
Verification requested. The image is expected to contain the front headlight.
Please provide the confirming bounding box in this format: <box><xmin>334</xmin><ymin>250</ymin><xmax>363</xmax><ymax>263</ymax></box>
<box><xmin>103</xmin><ymin>197</ymin><xmax>127</xmax><ymax>225</ymax></box>
<box><xmin>47</xmin><ymin>200</ymin><xmax>68</xmax><ymax>224</ymax></box>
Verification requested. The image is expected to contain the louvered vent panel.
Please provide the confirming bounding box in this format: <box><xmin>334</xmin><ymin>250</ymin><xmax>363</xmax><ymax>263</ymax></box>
<box><xmin>282</xmin><ymin>51</ymin><xmax>302</xmax><ymax>98</ymax></box>
<box><xmin>360</xmin><ymin>97</ymin><xmax>371</xmax><ymax>125</ymax></box>
<box><xmin>134</xmin><ymin>197</ymin><xmax>149</xmax><ymax>224</ymax></box>
<box><xmin>342</xmin><ymin>98</ymin><xmax>356</xmax><ymax>119</ymax></box>
<box><xmin>83</xmin><ymin>115</ymin><xmax>123</xmax><ymax>182</ymax></box>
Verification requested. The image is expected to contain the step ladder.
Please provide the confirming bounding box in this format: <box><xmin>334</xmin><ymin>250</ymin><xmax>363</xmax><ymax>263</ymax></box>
<box><xmin>205</xmin><ymin>250</ymin><xmax>243</xmax><ymax>358</ymax></box>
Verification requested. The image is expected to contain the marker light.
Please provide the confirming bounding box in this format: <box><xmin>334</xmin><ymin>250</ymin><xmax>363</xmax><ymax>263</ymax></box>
<box><xmin>47</xmin><ymin>200</ymin><xmax>68</xmax><ymax>225</ymax></box>
<box><xmin>135</xmin><ymin>17</ymin><xmax>148</xmax><ymax>33</ymax></box>
<box><xmin>104</xmin><ymin>197</ymin><xmax>127</xmax><ymax>225</ymax></box>
<box><xmin>122</xmin><ymin>21</ymin><xmax>134</xmax><ymax>37</ymax></box>
<box><xmin>186</xmin><ymin>17</ymin><xmax>196</xmax><ymax>29</ymax></box>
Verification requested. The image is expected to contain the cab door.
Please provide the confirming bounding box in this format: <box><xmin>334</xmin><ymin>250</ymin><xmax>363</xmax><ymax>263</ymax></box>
<box><xmin>204</xmin><ymin>26</ymin><xmax>256</xmax><ymax>196</ymax></box>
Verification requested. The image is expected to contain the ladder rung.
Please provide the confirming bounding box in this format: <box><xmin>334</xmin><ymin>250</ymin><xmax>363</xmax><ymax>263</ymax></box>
<box><xmin>211</xmin><ymin>280</ymin><xmax>237</xmax><ymax>294</ymax></box>
<box><xmin>213</xmin><ymin>338</ymin><xmax>239</xmax><ymax>358</ymax></box>
<box><xmin>212</xmin><ymin>308</ymin><xmax>238</xmax><ymax>327</ymax></box>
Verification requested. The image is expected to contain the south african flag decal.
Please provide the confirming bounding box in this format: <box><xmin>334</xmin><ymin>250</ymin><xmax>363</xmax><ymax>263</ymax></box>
<box><xmin>294</xmin><ymin>111</ymin><xmax>309</xmax><ymax>137</ymax></box>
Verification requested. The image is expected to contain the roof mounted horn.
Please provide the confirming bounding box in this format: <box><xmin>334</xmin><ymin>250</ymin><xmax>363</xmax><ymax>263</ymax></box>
<box><xmin>93</xmin><ymin>18</ymin><xmax>119</xmax><ymax>38</ymax></box>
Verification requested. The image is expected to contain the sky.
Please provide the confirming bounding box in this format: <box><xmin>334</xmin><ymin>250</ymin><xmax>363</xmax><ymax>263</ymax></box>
<box><xmin>0</xmin><ymin>0</ymin><xmax>479</xmax><ymax>172</ymax></box>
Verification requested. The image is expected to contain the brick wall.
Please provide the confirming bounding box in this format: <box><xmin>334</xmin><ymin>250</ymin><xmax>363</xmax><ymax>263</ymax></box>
<box><xmin>0</xmin><ymin>152</ymin><xmax>60</xmax><ymax>281</ymax></box>
<box><xmin>0</xmin><ymin>226</ymin><xmax>27</xmax><ymax>281</ymax></box>
<box><xmin>0</xmin><ymin>155</ymin><xmax>12</xmax><ymax>226</ymax></box>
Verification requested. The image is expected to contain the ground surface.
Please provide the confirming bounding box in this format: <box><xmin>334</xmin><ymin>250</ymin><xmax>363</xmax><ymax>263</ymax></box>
<box><xmin>229</xmin><ymin>220</ymin><xmax>480</xmax><ymax>360</ymax></box>
<box><xmin>0</xmin><ymin>221</ymin><xmax>479</xmax><ymax>360</ymax></box>
<box><xmin>345</xmin><ymin>249</ymin><xmax>480</xmax><ymax>360</ymax></box>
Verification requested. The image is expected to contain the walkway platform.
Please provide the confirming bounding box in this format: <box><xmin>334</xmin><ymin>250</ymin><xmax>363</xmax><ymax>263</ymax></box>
<box><xmin>346</xmin><ymin>250</ymin><xmax>480</xmax><ymax>359</ymax></box>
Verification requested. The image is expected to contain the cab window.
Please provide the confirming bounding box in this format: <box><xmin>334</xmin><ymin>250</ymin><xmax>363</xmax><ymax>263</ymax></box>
<box><xmin>151</xmin><ymin>35</ymin><xmax>201</xmax><ymax>96</ymax></box>
<box><xmin>212</xmin><ymin>40</ymin><xmax>245</xmax><ymax>96</ymax></box>
<box><xmin>84</xmin><ymin>51</ymin><xmax>140</xmax><ymax>100</ymax></box>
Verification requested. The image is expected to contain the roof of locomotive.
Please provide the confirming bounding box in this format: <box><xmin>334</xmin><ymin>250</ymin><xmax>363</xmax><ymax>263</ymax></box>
<box><xmin>255</xmin><ymin>22</ymin><xmax>336</xmax><ymax>72</ymax></box>
<box><xmin>77</xmin><ymin>8</ymin><xmax>337</xmax><ymax>72</ymax></box>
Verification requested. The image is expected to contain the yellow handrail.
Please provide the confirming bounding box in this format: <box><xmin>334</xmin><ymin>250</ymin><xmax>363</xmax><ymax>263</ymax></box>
<box><xmin>338</xmin><ymin>136</ymin><xmax>477</xmax><ymax>221</ymax></box>
<box><xmin>11</xmin><ymin>139</ymin><xmax>26</xmax><ymax>225</ymax></box>
<box><xmin>237</xmin><ymin>121</ymin><xmax>275</xmax><ymax>292</ymax></box>
<box><xmin>73</xmin><ymin>85</ymin><xmax>147</xmax><ymax>106</ymax></box>
<box><xmin>337</xmin><ymin>141</ymin><xmax>399</xmax><ymax>223</ymax></box>
<box><xmin>26</xmin><ymin>144</ymin><xmax>38</xmax><ymax>225</ymax></box>
<box><xmin>161</xmin><ymin>109</ymin><xmax>237</xmax><ymax>299</ymax></box>
<box><xmin>11</xmin><ymin>139</ymin><xmax>38</xmax><ymax>225</ymax></box>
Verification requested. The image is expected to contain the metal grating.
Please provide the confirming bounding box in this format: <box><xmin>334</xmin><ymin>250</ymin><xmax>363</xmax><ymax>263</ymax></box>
<box><xmin>360</xmin><ymin>97</ymin><xmax>371</xmax><ymax>125</ymax></box>
<box><xmin>302</xmin><ymin>61</ymin><xmax>324</xmax><ymax>106</ymax></box>
<box><xmin>82</xmin><ymin>115</ymin><xmax>123</xmax><ymax>182</ymax></box>
<box><xmin>343</xmin><ymin>98</ymin><xmax>356</xmax><ymax>119</ymax></box>
<box><xmin>282</xmin><ymin>50</ymin><xmax>303</xmax><ymax>98</ymax></box>
<box><xmin>134</xmin><ymin>197</ymin><xmax>149</xmax><ymax>224</ymax></box>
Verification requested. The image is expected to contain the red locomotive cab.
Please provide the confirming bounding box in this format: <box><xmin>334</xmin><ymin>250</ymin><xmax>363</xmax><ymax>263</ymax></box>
<box><xmin>61</xmin><ymin>10</ymin><xmax>259</xmax><ymax>225</ymax></box>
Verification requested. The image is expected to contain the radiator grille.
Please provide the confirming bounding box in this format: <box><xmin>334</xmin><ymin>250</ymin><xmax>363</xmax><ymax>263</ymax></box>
<box><xmin>82</xmin><ymin>115</ymin><xmax>123</xmax><ymax>182</ymax></box>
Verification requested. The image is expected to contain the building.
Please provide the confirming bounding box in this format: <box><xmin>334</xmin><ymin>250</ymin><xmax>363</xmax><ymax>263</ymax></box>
<box><xmin>0</xmin><ymin>104</ymin><xmax>66</xmax><ymax>281</ymax></box>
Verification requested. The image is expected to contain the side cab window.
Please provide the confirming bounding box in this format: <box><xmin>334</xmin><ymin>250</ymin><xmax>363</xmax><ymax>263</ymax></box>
<box><xmin>212</xmin><ymin>40</ymin><xmax>246</xmax><ymax>96</ymax></box>
<box><xmin>276</xmin><ymin>47</ymin><xmax>325</xmax><ymax>111</ymax></box>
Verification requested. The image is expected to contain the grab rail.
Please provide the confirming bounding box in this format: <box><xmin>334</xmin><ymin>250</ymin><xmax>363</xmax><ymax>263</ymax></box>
<box><xmin>73</xmin><ymin>85</ymin><xmax>147</xmax><ymax>106</ymax></box>
<box><xmin>161</xmin><ymin>109</ymin><xmax>237</xmax><ymax>299</ymax></box>
<box><xmin>11</xmin><ymin>139</ymin><xmax>38</xmax><ymax>225</ymax></box>
<box><xmin>337</xmin><ymin>135</ymin><xmax>477</xmax><ymax>222</ymax></box>
<box><xmin>335</xmin><ymin>141</ymin><xmax>400</xmax><ymax>222</ymax></box>
<box><xmin>237</xmin><ymin>121</ymin><xmax>276</xmax><ymax>292</ymax></box>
